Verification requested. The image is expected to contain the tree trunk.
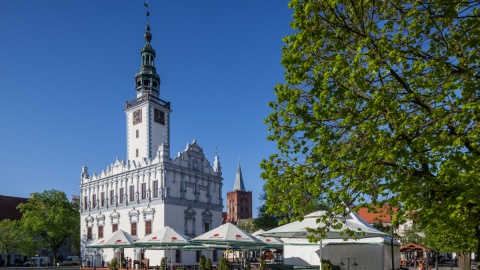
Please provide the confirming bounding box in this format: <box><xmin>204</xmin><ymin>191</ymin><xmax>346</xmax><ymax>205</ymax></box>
<box><xmin>457</xmin><ymin>252</ymin><xmax>471</xmax><ymax>270</ymax></box>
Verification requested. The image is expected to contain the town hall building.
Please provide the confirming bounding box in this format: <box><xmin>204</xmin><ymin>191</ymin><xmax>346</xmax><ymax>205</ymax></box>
<box><xmin>79</xmin><ymin>11</ymin><xmax>225</xmax><ymax>267</ymax></box>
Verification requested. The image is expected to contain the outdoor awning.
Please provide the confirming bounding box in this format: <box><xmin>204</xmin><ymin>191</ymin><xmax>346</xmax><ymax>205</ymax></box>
<box><xmin>400</xmin><ymin>243</ymin><xmax>429</xmax><ymax>252</ymax></box>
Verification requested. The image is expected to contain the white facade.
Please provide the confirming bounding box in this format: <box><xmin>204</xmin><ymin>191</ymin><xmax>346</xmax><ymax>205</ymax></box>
<box><xmin>79</xmin><ymin>19</ymin><xmax>224</xmax><ymax>268</ymax></box>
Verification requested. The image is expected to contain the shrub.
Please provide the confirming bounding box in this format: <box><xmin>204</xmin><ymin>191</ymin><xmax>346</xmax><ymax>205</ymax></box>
<box><xmin>321</xmin><ymin>259</ymin><xmax>333</xmax><ymax>270</ymax></box>
<box><xmin>199</xmin><ymin>255</ymin><xmax>206</xmax><ymax>270</ymax></box>
<box><xmin>206</xmin><ymin>258</ymin><xmax>213</xmax><ymax>270</ymax></box>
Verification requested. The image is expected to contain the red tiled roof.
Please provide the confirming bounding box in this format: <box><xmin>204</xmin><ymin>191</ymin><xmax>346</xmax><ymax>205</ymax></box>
<box><xmin>356</xmin><ymin>205</ymin><xmax>397</xmax><ymax>224</ymax></box>
<box><xmin>400</xmin><ymin>243</ymin><xmax>429</xmax><ymax>252</ymax></box>
<box><xmin>0</xmin><ymin>195</ymin><xmax>28</xmax><ymax>221</ymax></box>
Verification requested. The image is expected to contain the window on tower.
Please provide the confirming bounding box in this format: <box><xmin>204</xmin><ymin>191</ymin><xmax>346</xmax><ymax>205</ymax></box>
<box><xmin>112</xmin><ymin>223</ymin><xmax>118</xmax><ymax>233</ymax></box>
<box><xmin>136</xmin><ymin>149</ymin><xmax>139</xmax><ymax>157</ymax></box>
<box><xmin>136</xmin><ymin>130</ymin><xmax>139</xmax><ymax>138</ymax></box>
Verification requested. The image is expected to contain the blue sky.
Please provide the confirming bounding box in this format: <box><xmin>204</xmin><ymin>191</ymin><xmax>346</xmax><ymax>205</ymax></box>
<box><xmin>0</xmin><ymin>1</ymin><xmax>293</xmax><ymax>217</ymax></box>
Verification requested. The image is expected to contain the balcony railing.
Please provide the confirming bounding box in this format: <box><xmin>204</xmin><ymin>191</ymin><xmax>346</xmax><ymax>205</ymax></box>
<box><xmin>126</xmin><ymin>93</ymin><xmax>170</xmax><ymax>109</ymax></box>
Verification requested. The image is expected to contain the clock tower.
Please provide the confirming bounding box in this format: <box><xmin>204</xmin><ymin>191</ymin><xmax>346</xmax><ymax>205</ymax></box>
<box><xmin>125</xmin><ymin>21</ymin><xmax>171</xmax><ymax>162</ymax></box>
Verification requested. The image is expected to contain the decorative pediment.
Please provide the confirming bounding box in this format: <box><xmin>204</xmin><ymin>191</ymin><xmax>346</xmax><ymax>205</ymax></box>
<box><xmin>85</xmin><ymin>215</ymin><xmax>94</xmax><ymax>227</ymax></box>
<box><xmin>128</xmin><ymin>207</ymin><xmax>140</xmax><ymax>223</ymax></box>
<box><xmin>184</xmin><ymin>207</ymin><xmax>196</xmax><ymax>219</ymax></box>
<box><xmin>110</xmin><ymin>209</ymin><xmax>120</xmax><ymax>219</ymax></box>
<box><xmin>129</xmin><ymin>207</ymin><xmax>140</xmax><ymax>217</ymax></box>
<box><xmin>202</xmin><ymin>209</ymin><xmax>213</xmax><ymax>218</ymax></box>
<box><xmin>142</xmin><ymin>205</ymin><xmax>156</xmax><ymax>221</ymax></box>
<box><xmin>185</xmin><ymin>139</ymin><xmax>203</xmax><ymax>155</ymax></box>
<box><xmin>96</xmin><ymin>212</ymin><xmax>105</xmax><ymax>221</ymax></box>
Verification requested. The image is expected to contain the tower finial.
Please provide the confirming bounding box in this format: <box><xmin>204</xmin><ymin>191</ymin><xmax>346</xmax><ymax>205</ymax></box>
<box><xmin>144</xmin><ymin>0</ymin><xmax>150</xmax><ymax>25</ymax></box>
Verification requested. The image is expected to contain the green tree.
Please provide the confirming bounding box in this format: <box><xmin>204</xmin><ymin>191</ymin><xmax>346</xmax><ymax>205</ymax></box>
<box><xmin>0</xmin><ymin>219</ymin><xmax>21</xmax><ymax>267</ymax></box>
<box><xmin>262</xmin><ymin>0</ymin><xmax>480</xmax><ymax>266</ymax></box>
<box><xmin>237</xmin><ymin>218</ymin><xmax>257</xmax><ymax>233</ymax></box>
<box><xmin>17</xmin><ymin>190</ymin><xmax>80</xmax><ymax>267</ymax></box>
<box><xmin>401</xmin><ymin>226</ymin><xmax>425</xmax><ymax>246</ymax></box>
<box><xmin>253</xmin><ymin>188</ymin><xmax>288</xmax><ymax>230</ymax></box>
<box><xmin>254</xmin><ymin>204</ymin><xmax>283</xmax><ymax>231</ymax></box>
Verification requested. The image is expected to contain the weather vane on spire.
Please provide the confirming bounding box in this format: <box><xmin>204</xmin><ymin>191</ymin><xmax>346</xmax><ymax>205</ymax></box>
<box><xmin>144</xmin><ymin>0</ymin><xmax>150</xmax><ymax>25</ymax></box>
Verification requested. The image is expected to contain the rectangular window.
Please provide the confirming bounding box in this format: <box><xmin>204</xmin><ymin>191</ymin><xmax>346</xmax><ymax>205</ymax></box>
<box><xmin>92</xmin><ymin>194</ymin><xmax>97</xmax><ymax>208</ymax></box>
<box><xmin>131</xmin><ymin>222</ymin><xmax>137</xmax><ymax>236</ymax></box>
<box><xmin>112</xmin><ymin>224</ymin><xmax>118</xmax><ymax>233</ymax></box>
<box><xmin>87</xmin><ymin>227</ymin><xmax>92</xmax><ymax>240</ymax></box>
<box><xmin>98</xmin><ymin>225</ymin><xmax>104</xmax><ymax>239</ymax></box>
<box><xmin>142</xmin><ymin>183</ymin><xmax>147</xmax><ymax>200</ymax></box>
<box><xmin>130</xmin><ymin>186</ymin><xmax>135</xmax><ymax>202</ymax></box>
<box><xmin>136</xmin><ymin>129</ymin><xmax>139</xmax><ymax>138</ymax></box>
<box><xmin>213</xmin><ymin>250</ymin><xmax>218</xmax><ymax>262</ymax></box>
<box><xmin>101</xmin><ymin>192</ymin><xmax>105</xmax><ymax>207</ymax></box>
<box><xmin>110</xmin><ymin>190</ymin><xmax>114</xmax><ymax>205</ymax></box>
<box><xmin>145</xmin><ymin>220</ymin><xmax>152</xmax><ymax>235</ymax></box>
<box><xmin>136</xmin><ymin>149</ymin><xmax>139</xmax><ymax>157</ymax></box>
<box><xmin>175</xmin><ymin>250</ymin><xmax>181</xmax><ymax>263</ymax></box>
<box><xmin>196</xmin><ymin>251</ymin><xmax>201</xmax><ymax>262</ymax></box>
<box><xmin>153</xmin><ymin>181</ymin><xmax>159</xmax><ymax>198</ymax></box>
<box><xmin>120</xmin><ymin>188</ymin><xmax>124</xmax><ymax>203</ymax></box>
<box><xmin>204</xmin><ymin>223</ymin><xmax>210</xmax><ymax>233</ymax></box>
<box><xmin>84</xmin><ymin>196</ymin><xmax>88</xmax><ymax>210</ymax></box>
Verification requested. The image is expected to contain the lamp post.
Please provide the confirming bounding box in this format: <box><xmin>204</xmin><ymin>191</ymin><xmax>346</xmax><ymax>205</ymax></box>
<box><xmin>390</xmin><ymin>212</ymin><xmax>395</xmax><ymax>270</ymax></box>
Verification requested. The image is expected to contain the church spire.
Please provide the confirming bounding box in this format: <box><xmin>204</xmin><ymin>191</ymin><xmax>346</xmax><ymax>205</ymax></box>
<box><xmin>233</xmin><ymin>161</ymin><xmax>245</xmax><ymax>191</ymax></box>
<box><xmin>134</xmin><ymin>0</ymin><xmax>161</xmax><ymax>98</ymax></box>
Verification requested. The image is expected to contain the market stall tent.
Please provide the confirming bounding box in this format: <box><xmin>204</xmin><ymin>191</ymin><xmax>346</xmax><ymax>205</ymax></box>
<box><xmin>282</xmin><ymin>236</ymin><xmax>400</xmax><ymax>270</ymax></box>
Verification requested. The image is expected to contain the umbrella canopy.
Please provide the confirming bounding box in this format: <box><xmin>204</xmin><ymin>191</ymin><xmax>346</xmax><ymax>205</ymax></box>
<box><xmin>191</xmin><ymin>223</ymin><xmax>266</xmax><ymax>247</ymax></box>
<box><xmin>87</xmin><ymin>229</ymin><xmax>137</xmax><ymax>248</ymax></box>
<box><xmin>260</xmin><ymin>211</ymin><xmax>387</xmax><ymax>239</ymax></box>
<box><xmin>252</xmin><ymin>230</ymin><xmax>284</xmax><ymax>249</ymax></box>
<box><xmin>181</xmin><ymin>244</ymin><xmax>243</xmax><ymax>251</ymax></box>
<box><xmin>135</xmin><ymin>226</ymin><xmax>191</xmax><ymax>248</ymax></box>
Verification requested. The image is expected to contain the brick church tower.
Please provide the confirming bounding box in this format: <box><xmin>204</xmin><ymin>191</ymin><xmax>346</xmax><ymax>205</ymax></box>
<box><xmin>226</xmin><ymin>162</ymin><xmax>252</xmax><ymax>224</ymax></box>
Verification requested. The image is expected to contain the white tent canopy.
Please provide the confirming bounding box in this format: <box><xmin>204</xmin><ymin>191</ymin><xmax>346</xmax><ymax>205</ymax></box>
<box><xmin>261</xmin><ymin>211</ymin><xmax>386</xmax><ymax>239</ymax></box>
<box><xmin>191</xmin><ymin>223</ymin><xmax>265</xmax><ymax>248</ymax></box>
<box><xmin>283</xmin><ymin>236</ymin><xmax>400</xmax><ymax>270</ymax></box>
<box><xmin>87</xmin><ymin>229</ymin><xmax>137</xmax><ymax>248</ymax></box>
<box><xmin>261</xmin><ymin>211</ymin><xmax>390</xmax><ymax>270</ymax></box>
<box><xmin>253</xmin><ymin>230</ymin><xmax>284</xmax><ymax>249</ymax></box>
<box><xmin>135</xmin><ymin>226</ymin><xmax>191</xmax><ymax>247</ymax></box>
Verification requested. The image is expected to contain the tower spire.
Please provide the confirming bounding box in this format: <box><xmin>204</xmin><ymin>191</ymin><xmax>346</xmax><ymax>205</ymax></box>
<box><xmin>144</xmin><ymin>0</ymin><xmax>150</xmax><ymax>25</ymax></box>
<box><xmin>134</xmin><ymin>0</ymin><xmax>161</xmax><ymax>98</ymax></box>
<box><xmin>233</xmin><ymin>161</ymin><xmax>245</xmax><ymax>191</ymax></box>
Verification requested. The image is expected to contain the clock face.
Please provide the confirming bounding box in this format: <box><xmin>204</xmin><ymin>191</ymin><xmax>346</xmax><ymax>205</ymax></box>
<box><xmin>133</xmin><ymin>109</ymin><xmax>142</xmax><ymax>125</ymax></box>
<box><xmin>154</xmin><ymin>108</ymin><xmax>165</xmax><ymax>125</ymax></box>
